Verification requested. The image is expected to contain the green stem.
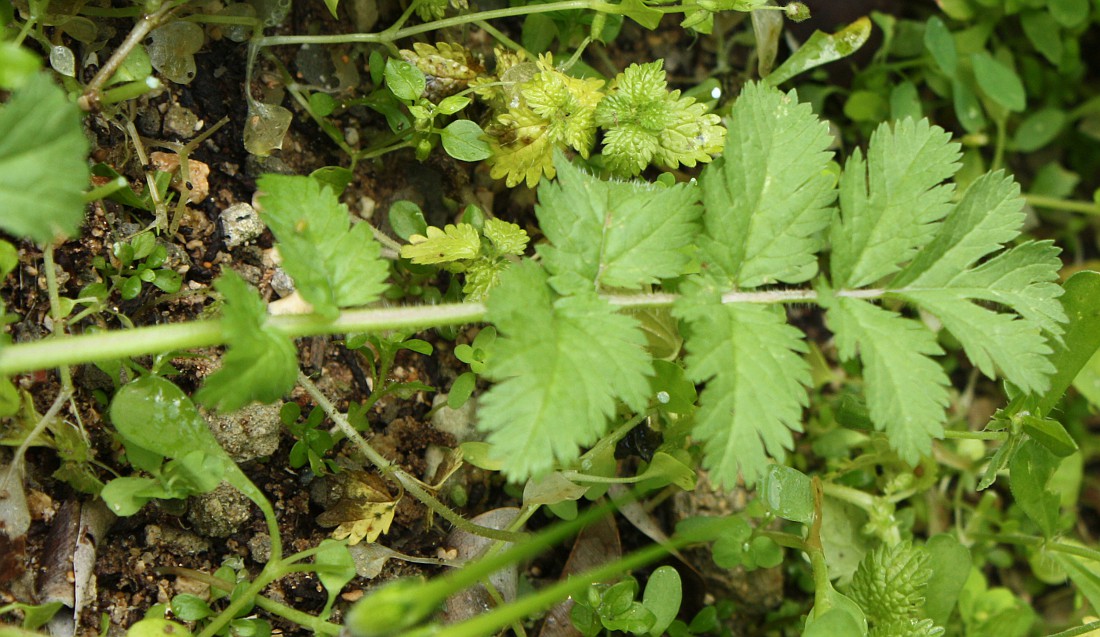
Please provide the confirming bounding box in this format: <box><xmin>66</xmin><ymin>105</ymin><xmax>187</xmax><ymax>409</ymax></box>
<box><xmin>0</xmin><ymin>287</ymin><xmax>899</xmax><ymax>377</ymax></box>
<box><xmin>1025</xmin><ymin>194</ymin><xmax>1100</xmax><ymax>216</ymax></box>
<box><xmin>159</xmin><ymin>567</ymin><xmax>341</xmax><ymax>635</ymax></box>
<box><xmin>196</xmin><ymin>563</ymin><xmax>281</xmax><ymax>637</ymax></box>
<box><xmin>256</xmin><ymin>0</ymin><xmax>615</xmax><ymax>48</ymax></box>
<box><xmin>943</xmin><ymin>429</ymin><xmax>1008</xmax><ymax>441</ymax></box>
<box><xmin>424</xmin><ymin>538</ymin><xmax>684</xmax><ymax>637</ymax></box>
<box><xmin>298</xmin><ymin>372</ymin><xmax>529</xmax><ymax>543</ymax></box>
<box><xmin>1046</xmin><ymin>619</ymin><xmax>1100</xmax><ymax>637</ymax></box>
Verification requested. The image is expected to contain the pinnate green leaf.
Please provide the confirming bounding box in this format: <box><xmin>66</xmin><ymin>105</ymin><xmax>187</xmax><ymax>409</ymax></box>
<box><xmin>674</xmin><ymin>291</ymin><xmax>809</xmax><ymax>487</ymax></box>
<box><xmin>536</xmin><ymin>153</ymin><xmax>699</xmax><ymax>291</ymax></box>
<box><xmin>0</xmin><ymin>72</ymin><xmax>90</xmax><ymax>243</ymax></box>
<box><xmin>256</xmin><ymin>174</ymin><xmax>388</xmax><ymax>318</ymax></box>
<box><xmin>479</xmin><ymin>261</ymin><xmax>652</xmax><ymax>480</ymax></box>
<box><xmin>830</xmin><ymin>118</ymin><xmax>961</xmax><ymax>288</ymax></box>
<box><xmin>822</xmin><ymin>296</ymin><xmax>949</xmax><ymax>464</ymax></box>
<box><xmin>698</xmin><ymin>82</ymin><xmax>835</xmax><ymax>287</ymax></box>
<box><xmin>400</xmin><ymin>223</ymin><xmax>480</xmax><ymax>264</ymax></box>
<box><xmin>195</xmin><ymin>270</ymin><xmax>299</xmax><ymax>412</ymax></box>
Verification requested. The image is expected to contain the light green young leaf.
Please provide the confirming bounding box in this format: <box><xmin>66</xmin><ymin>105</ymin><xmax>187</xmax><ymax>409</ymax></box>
<box><xmin>830</xmin><ymin>118</ymin><xmax>961</xmax><ymax>288</ymax></box>
<box><xmin>256</xmin><ymin>174</ymin><xmax>388</xmax><ymax>318</ymax></box>
<box><xmin>0</xmin><ymin>72</ymin><xmax>89</xmax><ymax>243</ymax></box>
<box><xmin>946</xmin><ymin>241</ymin><xmax>1066</xmax><ymax>337</ymax></box>
<box><xmin>894</xmin><ymin>291</ymin><xmax>1054</xmax><ymax>393</ymax></box>
<box><xmin>536</xmin><ymin>153</ymin><xmax>700</xmax><ymax>291</ymax></box>
<box><xmin>674</xmin><ymin>292</ymin><xmax>809</xmax><ymax>487</ymax></box>
<box><xmin>479</xmin><ymin>261</ymin><xmax>652</xmax><ymax>480</ymax></box>
<box><xmin>698</xmin><ymin>82</ymin><xmax>835</xmax><ymax>287</ymax></box>
<box><xmin>195</xmin><ymin>270</ymin><xmax>299</xmax><ymax>412</ymax></box>
<box><xmin>440</xmin><ymin>119</ymin><xmax>491</xmax><ymax>162</ymax></box>
<box><xmin>481</xmin><ymin>218</ymin><xmax>528</xmax><ymax>256</ymax></box>
<box><xmin>400</xmin><ymin>223</ymin><xmax>480</xmax><ymax>264</ymax></box>
<box><xmin>823</xmin><ymin>296</ymin><xmax>949</xmax><ymax>464</ymax></box>
<box><xmin>766</xmin><ymin>17</ymin><xmax>871</xmax><ymax>86</ymax></box>
<box><xmin>892</xmin><ymin>171</ymin><xmax>1025</xmax><ymax>289</ymax></box>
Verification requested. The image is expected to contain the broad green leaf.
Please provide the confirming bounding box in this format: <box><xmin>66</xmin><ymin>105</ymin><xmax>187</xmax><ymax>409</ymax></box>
<box><xmin>440</xmin><ymin>119</ymin><xmax>491</xmax><ymax>162</ymax></box>
<box><xmin>125</xmin><ymin>618</ymin><xmax>193</xmax><ymax>637</ymax></box>
<box><xmin>947</xmin><ymin>241</ymin><xmax>1066</xmax><ymax>338</ymax></box>
<box><xmin>952</xmin><ymin>75</ymin><xmax>987</xmax><ymax>133</ymax></box>
<box><xmin>1009</xmin><ymin>439</ymin><xmax>1062</xmax><ymax>537</ymax></box>
<box><xmin>970</xmin><ymin>52</ymin><xmax>1025</xmax><ymax>112</ymax></box>
<box><xmin>924</xmin><ymin>534</ymin><xmax>971</xmax><ymax>627</ymax></box>
<box><xmin>0</xmin><ymin>43</ymin><xmax>42</xmax><ymax>89</ymax></box>
<box><xmin>1020</xmin><ymin>415</ymin><xmax>1078</xmax><ymax>458</ymax></box>
<box><xmin>0</xmin><ymin>72</ymin><xmax>89</xmax><ymax>243</ymax></box>
<box><xmin>1013</xmin><ymin>108</ymin><xmax>1066</xmax><ymax>152</ymax></box>
<box><xmin>111</xmin><ymin>375</ymin><xmax>225</xmax><ymax>458</ymax></box>
<box><xmin>698</xmin><ymin>82</ymin><xmax>835</xmax><ymax>287</ymax></box>
<box><xmin>537</xmin><ymin>153</ymin><xmax>700</xmax><ymax>291</ymax></box>
<box><xmin>893</xmin><ymin>171</ymin><xmax>1024</xmax><ymax>289</ymax></box>
<box><xmin>384</xmin><ymin>59</ymin><xmax>425</xmax><ymax>101</ymax></box>
<box><xmin>823</xmin><ymin>296</ymin><xmax>949</xmax><ymax>464</ymax></box>
<box><xmin>256</xmin><ymin>174</ymin><xmax>388</xmax><ymax>317</ymax></box>
<box><xmin>479</xmin><ymin>261</ymin><xmax>651</xmax><ymax>480</ymax></box>
<box><xmin>830</xmin><ymin>119</ymin><xmax>961</xmax><ymax>288</ymax></box>
<box><xmin>388</xmin><ymin>200</ymin><xmax>427</xmax><ymax>240</ymax></box>
<box><xmin>314</xmin><ymin>539</ymin><xmax>356</xmax><ymax>613</ymax></box>
<box><xmin>1020</xmin><ymin>11</ymin><xmax>1063</xmax><ymax>65</ymax></box>
<box><xmin>195</xmin><ymin>270</ymin><xmax>299</xmax><ymax>412</ymax></box>
<box><xmin>762</xmin><ymin>464</ymin><xmax>814</xmax><ymax>525</ymax></box>
<box><xmin>923</xmin><ymin>16</ymin><xmax>957</xmax><ymax>76</ymax></box>
<box><xmin>897</xmin><ymin>291</ymin><xmax>1053</xmax><ymax>393</ymax></box>
<box><xmin>1047</xmin><ymin>0</ymin><xmax>1089</xmax><ymax>27</ymax></box>
<box><xmin>674</xmin><ymin>294</ymin><xmax>809</xmax><ymax>487</ymax></box>
<box><xmin>618</xmin><ymin>0</ymin><xmax>662</xmax><ymax>29</ymax></box>
<box><xmin>766</xmin><ymin>17</ymin><xmax>871</xmax><ymax>86</ymax></box>
<box><xmin>642</xmin><ymin>566</ymin><xmax>681</xmax><ymax>637</ymax></box>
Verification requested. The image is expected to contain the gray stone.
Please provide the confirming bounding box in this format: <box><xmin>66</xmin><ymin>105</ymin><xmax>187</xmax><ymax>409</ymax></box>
<box><xmin>187</xmin><ymin>483</ymin><xmax>252</xmax><ymax>538</ymax></box>
<box><xmin>220</xmin><ymin>203</ymin><xmax>265</xmax><ymax>248</ymax></box>
<box><xmin>205</xmin><ymin>401</ymin><xmax>283</xmax><ymax>463</ymax></box>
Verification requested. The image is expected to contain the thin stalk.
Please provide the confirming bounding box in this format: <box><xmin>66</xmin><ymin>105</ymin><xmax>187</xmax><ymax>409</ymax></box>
<box><xmin>256</xmin><ymin>0</ymin><xmax>613</xmax><ymax>47</ymax></box>
<box><xmin>298</xmin><ymin>372</ymin><xmax>528</xmax><ymax>543</ymax></box>
<box><xmin>1045</xmin><ymin>619</ymin><xmax>1100</xmax><ymax>637</ymax></box>
<box><xmin>943</xmin><ymin>430</ymin><xmax>1007</xmax><ymax>441</ymax></box>
<box><xmin>42</xmin><ymin>245</ymin><xmax>73</xmax><ymax>393</ymax></box>
<box><xmin>1</xmin><ymin>389</ymin><xmax>71</xmax><ymax>492</ymax></box>
<box><xmin>195</xmin><ymin>564</ymin><xmax>281</xmax><ymax>637</ymax></box>
<box><xmin>78</xmin><ymin>0</ymin><xmax>179</xmax><ymax>110</ymax></box>
<box><xmin>1025</xmin><ymin>194</ymin><xmax>1100</xmax><ymax>216</ymax></box>
<box><xmin>157</xmin><ymin>567</ymin><xmax>341</xmax><ymax>635</ymax></box>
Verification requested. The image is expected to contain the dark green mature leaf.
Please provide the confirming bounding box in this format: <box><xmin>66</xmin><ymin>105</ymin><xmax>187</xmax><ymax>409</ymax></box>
<box><xmin>1009</xmin><ymin>439</ymin><xmax>1063</xmax><ymax>537</ymax></box>
<box><xmin>698</xmin><ymin>82</ymin><xmax>835</xmax><ymax>287</ymax></box>
<box><xmin>195</xmin><ymin>270</ymin><xmax>298</xmax><ymax>412</ymax></box>
<box><xmin>830</xmin><ymin>118</ymin><xmax>961</xmax><ymax>289</ymax></box>
<box><xmin>0</xmin><ymin>73</ymin><xmax>89</xmax><ymax>243</ymax></box>
<box><xmin>823</xmin><ymin>296</ymin><xmax>949</xmax><ymax>464</ymax></box>
<box><xmin>675</xmin><ymin>290</ymin><xmax>809</xmax><ymax>487</ymax></box>
<box><xmin>924</xmin><ymin>534</ymin><xmax>971</xmax><ymax>627</ymax></box>
<box><xmin>479</xmin><ymin>261</ymin><xmax>652</xmax><ymax>480</ymax></box>
<box><xmin>537</xmin><ymin>153</ymin><xmax>700</xmax><ymax>291</ymax></box>
<box><xmin>256</xmin><ymin>175</ymin><xmax>388</xmax><ymax>318</ymax></box>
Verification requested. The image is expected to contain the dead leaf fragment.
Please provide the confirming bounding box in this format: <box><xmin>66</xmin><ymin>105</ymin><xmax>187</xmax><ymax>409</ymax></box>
<box><xmin>316</xmin><ymin>471</ymin><xmax>400</xmax><ymax>545</ymax></box>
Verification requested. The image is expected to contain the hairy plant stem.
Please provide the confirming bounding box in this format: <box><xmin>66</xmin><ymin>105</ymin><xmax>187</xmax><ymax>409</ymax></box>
<box><xmin>298</xmin><ymin>371</ymin><xmax>529</xmax><ymax>543</ymax></box>
<box><xmin>256</xmin><ymin>0</ymin><xmax>615</xmax><ymax>48</ymax></box>
<box><xmin>0</xmin><ymin>287</ymin><xmax>893</xmax><ymax>376</ymax></box>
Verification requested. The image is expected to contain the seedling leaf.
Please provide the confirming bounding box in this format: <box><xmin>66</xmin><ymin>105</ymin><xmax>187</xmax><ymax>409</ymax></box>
<box><xmin>195</xmin><ymin>270</ymin><xmax>299</xmax><ymax>412</ymax></box>
<box><xmin>0</xmin><ymin>72</ymin><xmax>90</xmax><ymax>243</ymax></box>
<box><xmin>256</xmin><ymin>174</ymin><xmax>388</xmax><ymax>318</ymax></box>
<box><xmin>480</xmin><ymin>261</ymin><xmax>652</xmax><ymax>480</ymax></box>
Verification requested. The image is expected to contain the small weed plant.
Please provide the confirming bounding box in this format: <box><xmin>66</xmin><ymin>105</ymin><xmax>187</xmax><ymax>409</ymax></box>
<box><xmin>1</xmin><ymin>0</ymin><xmax>1100</xmax><ymax>636</ymax></box>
